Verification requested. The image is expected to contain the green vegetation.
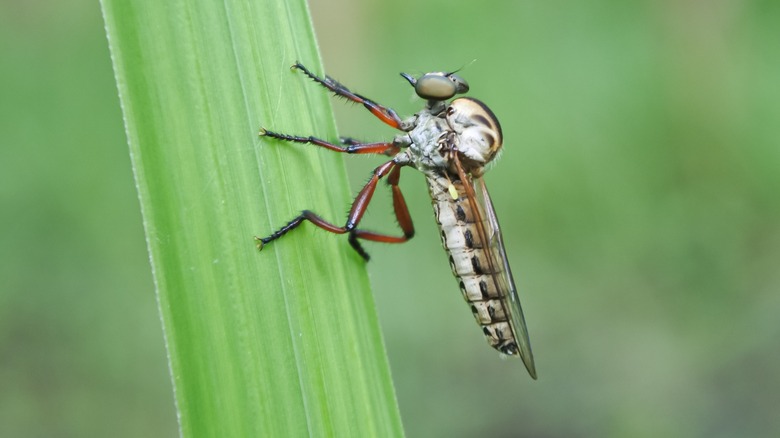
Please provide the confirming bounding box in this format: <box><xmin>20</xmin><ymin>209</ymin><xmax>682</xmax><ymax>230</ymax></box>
<box><xmin>99</xmin><ymin>0</ymin><xmax>402</xmax><ymax>435</ymax></box>
<box><xmin>1</xmin><ymin>1</ymin><xmax>778</xmax><ymax>437</ymax></box>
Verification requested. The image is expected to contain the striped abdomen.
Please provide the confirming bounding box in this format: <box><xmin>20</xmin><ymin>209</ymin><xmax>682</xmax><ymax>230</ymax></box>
<box><xmin>427</xmin><ymin>174</ymin><xmax>518</xmax><ymax>355</ymax></box>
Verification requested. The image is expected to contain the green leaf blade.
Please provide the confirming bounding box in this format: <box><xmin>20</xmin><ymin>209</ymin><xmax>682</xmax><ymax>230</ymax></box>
<box><xmin>101</xmin><ymin>0</ymin><xmax>404</xmax><ymax>436</ymax></box>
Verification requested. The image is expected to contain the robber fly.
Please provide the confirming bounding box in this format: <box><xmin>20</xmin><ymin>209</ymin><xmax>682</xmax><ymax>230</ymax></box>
<box><xmin>256</xmin><ymin>62</ymin><xmax>537</xmax><ymax>378</ymax></box>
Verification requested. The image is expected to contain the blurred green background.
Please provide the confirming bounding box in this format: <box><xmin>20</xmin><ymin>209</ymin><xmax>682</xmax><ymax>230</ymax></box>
<box><xmin>2</xmin><ymin>0</ymin><xmax>778</xmax><ymax>437</ymax></box>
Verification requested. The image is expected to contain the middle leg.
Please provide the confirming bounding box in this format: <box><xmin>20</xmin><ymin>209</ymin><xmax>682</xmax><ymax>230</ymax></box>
<box><xmin>260</xmin><ymin>128</ymin><xmax>401</xmax><ymax>156</ymax></box>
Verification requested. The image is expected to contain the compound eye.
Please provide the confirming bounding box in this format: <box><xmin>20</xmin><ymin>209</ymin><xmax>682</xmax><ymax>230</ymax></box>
<box><xmin>415</xmin><ymin>73</ymin><xmax>457</xmax><ymax>100</ymax></box>
<box><xmin>448</xmin><ymin>74</ymin><xmax>469</xmax><ymax>95</ymax></box>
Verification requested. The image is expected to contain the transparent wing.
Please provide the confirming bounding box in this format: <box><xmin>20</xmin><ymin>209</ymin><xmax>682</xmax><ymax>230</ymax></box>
<box><xmin>475</xmin><ymin>177</ymin><xmax>537</xmax><ymax>378</ymax></box>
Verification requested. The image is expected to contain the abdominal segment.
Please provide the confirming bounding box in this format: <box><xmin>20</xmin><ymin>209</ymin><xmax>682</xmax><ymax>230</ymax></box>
<box><xmin>427</xmin><ymin>175</ymin><xmax>519</xmax><ymax>355</ymax></box>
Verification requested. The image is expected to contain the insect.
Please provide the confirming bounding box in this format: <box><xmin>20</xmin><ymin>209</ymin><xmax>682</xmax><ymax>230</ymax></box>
<box><xmin>256</xmin><ymin>62</ymin><xmax>537</xmax><ymax>378</ymax></box>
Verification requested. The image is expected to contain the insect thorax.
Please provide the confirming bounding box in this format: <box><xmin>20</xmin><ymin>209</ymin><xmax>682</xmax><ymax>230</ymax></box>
<box><xmin>396</xmin><ymin>98</ymin><xmax>503</xmax><ymax>178</ymax></box>
<box><xmin>394</xmin><ymin>109</ymin><xmax>446</xmax><ymax>173</ymax></box>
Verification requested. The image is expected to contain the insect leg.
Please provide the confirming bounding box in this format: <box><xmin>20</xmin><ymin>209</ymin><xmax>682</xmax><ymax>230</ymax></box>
<box><xmin>292</xmin><ymin>62</ymin><xmax>404</xmax><ymax>129</ymax></box>
<box><xmin>345</xmin><ymin>164</ymin><xmax>415</xmax><ymax>259</ymax></box>
<box><xmin>256</xmin><ymin>160</ymin><xmax>398</xmax><ymax>260</ymax></box>
<box><xmin>260</xmin><ymin>128</ymin><xmax>400</xmax><ymax>156</ymax></box>
<box><xmin>388</xmin><ymin>164</ymin><xmax>415</xmax><ymax>239</ymax></box>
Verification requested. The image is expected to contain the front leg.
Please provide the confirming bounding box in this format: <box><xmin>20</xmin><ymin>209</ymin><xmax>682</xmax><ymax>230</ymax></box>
<box><xmin>292</xmin><ymin>62</ymin><xmax>404</xmax><ymax>130</ymax></box>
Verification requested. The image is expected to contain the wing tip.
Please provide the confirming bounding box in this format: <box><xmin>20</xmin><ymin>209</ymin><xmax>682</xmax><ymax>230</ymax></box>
<box><xmin>523</xmin><ymin>357</ymin><xmax>538</xmax><ymax>380</ymax></box>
